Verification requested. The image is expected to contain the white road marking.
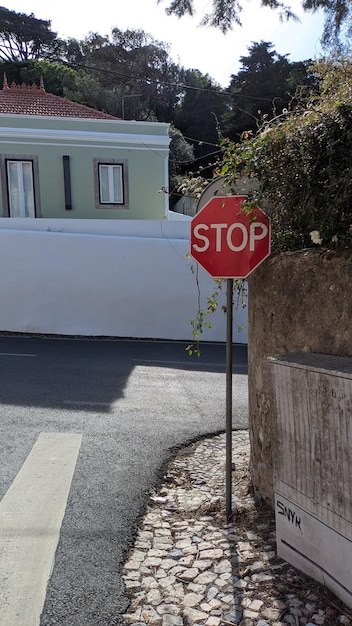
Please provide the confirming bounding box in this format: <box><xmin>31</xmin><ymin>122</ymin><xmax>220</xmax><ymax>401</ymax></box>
<box><xmin>0</xmin><ymin>352</ymin><xmax>37</xmax><ymax>357</ymax></box>
<box><xmin>0</xmin><ymin>432</ymin><xmax>82</xmax><ymax>626</ymax></box>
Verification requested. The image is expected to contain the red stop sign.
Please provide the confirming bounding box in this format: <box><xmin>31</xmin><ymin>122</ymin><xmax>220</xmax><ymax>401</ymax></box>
<box><xmin>190</xmin><ymin>195</ymin><xmax>270</xmax><ymax>278</ymax></box>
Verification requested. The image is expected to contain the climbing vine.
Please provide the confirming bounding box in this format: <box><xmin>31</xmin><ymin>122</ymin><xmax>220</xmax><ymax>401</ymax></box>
<box><xmin>186</xmin><ymin>268</ymin><xmax>247</xmax><ymax>357</ymax></box>
<box><xmin>217</xmin><ymin>57</ymin><xmax>352</xmax><ymax>253</ymax></box>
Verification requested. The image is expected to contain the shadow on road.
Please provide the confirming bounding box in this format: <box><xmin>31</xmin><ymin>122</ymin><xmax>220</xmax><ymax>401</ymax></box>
<box><xmin>0</xmin><ymin>336</ymin><xmax>247</xmax><ymax>412</ymax></box>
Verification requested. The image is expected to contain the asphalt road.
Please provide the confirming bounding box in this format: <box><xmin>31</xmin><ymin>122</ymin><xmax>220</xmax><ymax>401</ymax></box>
<box><xmin>0</xmin><ymin>336</ymin><xmax>248</xmax><ymax>626</ymax></box>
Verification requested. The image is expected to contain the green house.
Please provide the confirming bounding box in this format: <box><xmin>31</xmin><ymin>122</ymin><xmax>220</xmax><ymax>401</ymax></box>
<box><xmin>0</xmin><ymin>77</ymin><xmax>170</xmax><ymax>219</ymax></box>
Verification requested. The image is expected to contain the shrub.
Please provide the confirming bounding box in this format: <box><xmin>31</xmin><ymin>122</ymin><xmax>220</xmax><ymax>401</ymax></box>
<box><xmin>219</xmin><ymin>57</ymin><xmax>352</xmax><ymax>252</ymax></box>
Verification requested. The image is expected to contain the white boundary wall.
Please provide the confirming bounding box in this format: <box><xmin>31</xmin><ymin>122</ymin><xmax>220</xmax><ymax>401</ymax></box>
<box><xmin>0</xmin><ymin>218</ymin><xmax>247</xmax><ymax>342</ymax></box>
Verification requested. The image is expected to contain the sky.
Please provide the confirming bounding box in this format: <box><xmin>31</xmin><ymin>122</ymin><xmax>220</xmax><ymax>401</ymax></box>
<box><xmin>3</xmin><ymin>0</ymin><xmax>326</xmax><ymax>86</ymax></box>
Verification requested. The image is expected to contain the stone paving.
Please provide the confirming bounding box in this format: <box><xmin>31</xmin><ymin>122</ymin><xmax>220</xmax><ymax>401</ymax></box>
<box><xmin>121</xmin><ymin>431</ymin><xmax>352</xmax><ymax>626</ymax></box>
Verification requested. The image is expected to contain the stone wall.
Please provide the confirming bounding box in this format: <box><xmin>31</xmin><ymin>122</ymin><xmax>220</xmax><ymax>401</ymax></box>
<box><xmin>247</xmin><ymin>248</ymin><xmax>352</xmax><ymax>504</ymax></box>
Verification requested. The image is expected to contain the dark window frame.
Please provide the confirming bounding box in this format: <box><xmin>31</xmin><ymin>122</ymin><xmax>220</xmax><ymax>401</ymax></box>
<box><xmin>93</xmin><ymin>157</ymin><xmax>129</xmax><ymax>209</ymax></box>
<box><xmin>0</xmin><ymin>154</ymin><xmax>41</xmax><ymax>217</ymax></box>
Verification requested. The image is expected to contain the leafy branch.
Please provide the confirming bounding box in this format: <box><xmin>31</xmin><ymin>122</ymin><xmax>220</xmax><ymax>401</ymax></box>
<box><xmin>216</xmin><ymin>58</ymin><xmax>352</xmax><ymax>252</ymax></box>
<box><xmin>186</xmin><ymin>267</ymin><xmax>247</xmax><ymax>356</ymax></box>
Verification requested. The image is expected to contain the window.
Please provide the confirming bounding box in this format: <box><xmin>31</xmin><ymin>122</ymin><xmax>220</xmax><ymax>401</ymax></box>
<box><xmin>99</xmin><ymin>164</ymin><xmax>123</xmax><ymax>204</ymax></box>
<box><xmin>7</xmin><ymin>160</ymin><xmax>35</xmax><ymax>217</ymax></box>
<box><xmin>0</xmin><ymin>154</ymin><xmax>41</xmax><ymax>217</ymax></box>
<box><xmin>94</xmin><ymin>158</ymin><xmax>129</xmax><ymax>209</ymax></box>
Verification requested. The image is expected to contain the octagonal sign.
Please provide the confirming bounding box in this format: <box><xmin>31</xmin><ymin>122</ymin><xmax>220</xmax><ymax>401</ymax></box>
<box><xmin>190</xmin><ymin>195</ymin><xmax>270</xmax><ymax>279</ymax></box>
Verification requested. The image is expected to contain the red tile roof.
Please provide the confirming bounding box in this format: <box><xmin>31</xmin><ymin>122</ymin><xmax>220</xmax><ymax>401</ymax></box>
<box><xmin>0</xmin><ymin>75</ymin><xmax>119</xmax><ymax>120</ymax></box>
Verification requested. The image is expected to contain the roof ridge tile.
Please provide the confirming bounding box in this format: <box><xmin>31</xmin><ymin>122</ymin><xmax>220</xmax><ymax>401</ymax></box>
<box><xmin>0</xmin><ymin>77</ymin><xmax>119</xmax><ymax>120</ymax></box>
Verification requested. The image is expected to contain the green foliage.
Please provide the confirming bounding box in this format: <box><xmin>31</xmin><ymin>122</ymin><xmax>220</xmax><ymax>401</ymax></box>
<box><xmin>186</xmin><ymin>275</ymin><xmax>223</xmax><ymax>357</ymax></box>
<box><xmin>218</xmin><ymin>57</ymin><xmax>352</xmax><ymax>252</ymax></box>
<box><xmin>62</xmin><ymin>66</ymin><xmax>111</xmax><ymax>112</ymax></box>
<box><xmin>159</xmin><ymin>0</ymin><xmax>297</xmax><ymax>32</ymax></box>
<box><xmin>0</xmin><ymin>59</ymin><xmax>78</xmax><ymax>95</ymax></box>
<box><xmin>159</xmin><ymin>0</ymin><xmax>351</xmax><ymax>46</ymax></box>
<box><xmin>302</xmin><ymin>0</ymin><xmax>352</xmax><ymax>48</ymax></box>
<box><xmin>63</xmin><ymin>28</ymin><xmax>183</xmax><ymax>121</ymax></box>
<box><xmin>0</xmin><ymin>6</ymin><xmax>62</xmax><ymax>61</ymax></box>
<box><xmin>168</xmin><ymin>128</ymin><xmax>196</xmax><ymax>208</ymax></box>
<box><xmin>172</xmin><ymin>69</ymin><xmax>228</xmax><ymax>176</ymax></box>
<box><xmin>186</xmin><ymin>277</ymin><xmax>247</xmax><ymax>356</ymax></box>
<box><xmin>223</xmin><ymin>42</ymin><xmax>315</xmax><ymax>141</ymax></box>
<box><xmin>168</xmin><ymin>126</ymin><xmax>195</xmax><ymax>175</ymax></box>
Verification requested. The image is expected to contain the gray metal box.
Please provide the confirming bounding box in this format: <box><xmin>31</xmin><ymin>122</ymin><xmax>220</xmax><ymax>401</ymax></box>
<box><xmin>269</xmin><ymin>352</ymin><xmax>352</xmax><ymax>608</ymax></box>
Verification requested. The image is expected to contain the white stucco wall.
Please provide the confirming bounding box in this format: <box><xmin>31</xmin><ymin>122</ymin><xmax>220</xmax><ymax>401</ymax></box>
<box><xmin>0</xmin><ymin>218</ymin><xmax>248</xmax><ymax>342</ymax></box>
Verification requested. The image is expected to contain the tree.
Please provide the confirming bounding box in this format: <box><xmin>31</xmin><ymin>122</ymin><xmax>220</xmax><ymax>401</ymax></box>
<box><xmin>0</xmin><ymin>6</ymin><xmax>62</xmax><ymax>61</ymax></box>
<box><xmin>63</xmin><ymin>29</ymin><xmax>184</xmax><ymax>121</ymax></box>
<box><xmin>169</xmin><ymin>125</ymin><xmax>194</xmax><ymax>175</ymax></box>
<box><xmin>173</xmin><ymin>69</ymin><xmax>228</xmax><ymax>176</ymax></box>
<box><xmin>168</xmin><ymin>126</ymin><xmax>196</xmax><ymax>208</ymax></box>
<box><xmin>222</xmin><ymin>42</ymin><xmax>314</xmax><ymax>140</ymax></box>
<box><xmin>157</xmin><ymin>0</ymin><xmax>352</xmax><ymax>45</ymax></box>
<box><xmin>108</xmin><ymin>28</ymin><xmax>183</xmax><ymax>121</ymax></box>
<box><xmin>218</xmin><ymin>56</ymin><xmax>352</xmax><ymax>251</ymax></box>
<box><xmin>0</xmin><ymin>59</ymin><xmax>79</xmax><ymax>96</ymax></box>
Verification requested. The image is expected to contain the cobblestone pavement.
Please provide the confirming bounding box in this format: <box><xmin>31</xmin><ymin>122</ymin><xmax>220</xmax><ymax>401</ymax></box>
<box><xmin>121</xmin><ymin>431</ymin><xmax>352</xmax><ymax>626</ymax></box>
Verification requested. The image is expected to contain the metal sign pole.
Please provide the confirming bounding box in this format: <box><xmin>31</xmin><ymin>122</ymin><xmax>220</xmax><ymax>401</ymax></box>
<box><xmin>226</xmin><ymin>278</ymin><xmax>233</xmax><ymax>521</ymax></box>
<box><xmin>190</xmin><ymin>196</ymin><xmax>270</xmax><ymax>521</ymax></box>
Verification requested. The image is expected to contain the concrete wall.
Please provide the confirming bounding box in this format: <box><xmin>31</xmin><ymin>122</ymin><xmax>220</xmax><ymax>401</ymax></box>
<box><xmin>0</xmin><ymin>218</ymin><xmax>248</xmax><ymax>342</ymax></box>
<box><xmin>247</xmin><ymin>248</ymin><xmax>352</xmax><ymax>503</ymax></box>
